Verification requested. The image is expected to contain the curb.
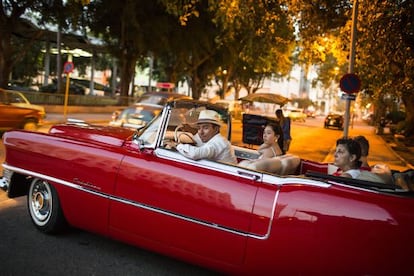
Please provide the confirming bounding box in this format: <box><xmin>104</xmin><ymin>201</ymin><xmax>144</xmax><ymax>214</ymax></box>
<box><xmin>380</xmin><ymin>136</ymin><xmax>414</xmax><ymax>170</ymax></box>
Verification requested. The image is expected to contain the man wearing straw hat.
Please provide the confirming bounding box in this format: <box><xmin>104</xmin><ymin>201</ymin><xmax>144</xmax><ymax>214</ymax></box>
<box><xmin>172</xmin><ymin>109</ymin><xmax>237</xmax><ymax>164</ymax></box>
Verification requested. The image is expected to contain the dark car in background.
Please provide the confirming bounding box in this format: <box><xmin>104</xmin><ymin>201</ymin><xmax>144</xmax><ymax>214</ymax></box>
<box><xmin>324</xmin><ymin>113</ymin><xmax>344</xmax><ymax>129</ymax></box>
<box><xmin>40</xmin><ymin>81</ymin><xmax>86</xmax><ymax>95</ymax></box>
<box><xmin>70</xmin><ymin>78</ymin><xmax>112</xmax><ymax>96</ymax></box>
<box><xmin>109</xmin><ymin>92</ymin><xmax>191</xmax><ymax>129</ymax></box>
<box><xmin>0</xmin><ymin>88</ymin><xmax>44</xmax><ymax>132</ymax></box>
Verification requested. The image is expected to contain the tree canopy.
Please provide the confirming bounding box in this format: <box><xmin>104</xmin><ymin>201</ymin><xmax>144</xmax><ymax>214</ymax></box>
<box><xmin>1</xmin><ymin>0</ymin><xmax>414</xmax><ymax>136</ymax></box>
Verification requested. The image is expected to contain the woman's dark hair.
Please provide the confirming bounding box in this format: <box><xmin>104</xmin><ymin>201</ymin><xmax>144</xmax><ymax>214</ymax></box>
<box><xmin>336</xmin><ymin>138</ymin><xmax>362</xmax><ymax>168</ymax></box>
<box><xmin>267</xmin><ymin>122</ymin><xmax>282</xmax><ymax>136</ymax></box>
<box><xmin>266</xmin><ymin>122</ymin><xmax>284</xmax><ymax>154</ymax></box>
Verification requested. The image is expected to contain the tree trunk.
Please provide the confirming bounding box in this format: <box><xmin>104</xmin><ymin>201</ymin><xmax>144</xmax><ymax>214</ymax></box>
<box><xmin>191</xmin><ymin>72</ymin><xmax>205</xmax><ymax>100</ymax></box>
<box><xmin>117</xmin><ymin>2</ymin><xmax>139</xmax><ymax>106</ymax></box>
<box><xmin>118</xmin><ymin>53</ymin><xmax>137</xmax><ymax>105</ymax></box>
<box><xmin>0</xmin><ymin>26</ymin><xmax>13</xmax><ymax>88</ymax></box>
<box><xmin>402</xmin><ymin>91</ymin><xmax>414</xmax><ymax>137</ymax></box>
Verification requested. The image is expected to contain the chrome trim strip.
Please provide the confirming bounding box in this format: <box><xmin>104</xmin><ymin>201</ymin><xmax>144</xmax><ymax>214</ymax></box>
<box><xmin>113</xmin><ymin>196</ymin><xmax>253</xmax><ymax>238</ymax></box>
<box><xmin>2</xmin><ymin>163</ymin><xmax>268</xmax><ymax>239</ymax></box>
<box><xmin>256</xmin><ymin>189</ymin><xmax>280</xmax><ymax>240</ymax></box>
<box><xmin>262</xmin><ymin>174</ymin><xmax>332</xmax><ymax>188</ymax></box>
<box><xmin>2</xmin><ymin>164</ymin><xmax>107</xmax><ymax>199</ymax></box>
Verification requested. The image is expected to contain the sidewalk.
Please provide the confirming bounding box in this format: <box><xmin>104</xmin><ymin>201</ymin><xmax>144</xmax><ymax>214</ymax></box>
<box><xmin>323</xmin><ymin>121</ymin><xmax>414</xmax><ymax>171</ymax></box>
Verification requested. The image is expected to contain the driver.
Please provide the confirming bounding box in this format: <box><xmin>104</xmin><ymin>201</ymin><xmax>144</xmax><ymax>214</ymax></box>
<box><xmin>169</xmin><ymin>109</ymin><xmax>237</xmax><ymax>164</ymax></box>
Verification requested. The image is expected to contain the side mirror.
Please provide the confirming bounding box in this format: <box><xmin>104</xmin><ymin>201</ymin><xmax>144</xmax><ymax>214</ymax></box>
<box><xmin>132</xmin><ymin>132</ymin><xmax>144</xmax><ymax>148</ymax></box>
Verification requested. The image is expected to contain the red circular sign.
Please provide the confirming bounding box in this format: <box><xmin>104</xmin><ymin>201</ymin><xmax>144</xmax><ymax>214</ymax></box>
<box><xmin>340</xmin><ymin>73</ymin><xmax>361</xmax><ymax>94</ymax></box>
<box><xmin>63</xmin><ymin>61</ymin><xmax>74</xmax><ymax>74</ymax></box>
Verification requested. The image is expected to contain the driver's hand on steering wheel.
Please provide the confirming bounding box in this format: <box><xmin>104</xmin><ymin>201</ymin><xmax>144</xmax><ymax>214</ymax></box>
<box><xmin>164</xmin><ymin>140</ymin><xmax>178</xmax><ymax>149</ymax></box>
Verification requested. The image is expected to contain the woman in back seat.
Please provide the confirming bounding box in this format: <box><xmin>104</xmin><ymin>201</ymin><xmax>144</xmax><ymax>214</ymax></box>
<box><xmin>239</xmin><ymin>123</ymin><xmax>300</xmax><ymax>175</ymax></box>
<box><xmin>333</xmin><ymin>138</ymin><xmax>388</xmax><ymax>183</ymax></box>
<box><xmin>239</xmin><ymin>123</ymin><xmax>283</xmax><ymax>166</ymax></box>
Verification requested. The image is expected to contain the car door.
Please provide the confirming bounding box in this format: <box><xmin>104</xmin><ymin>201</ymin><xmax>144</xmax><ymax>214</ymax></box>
<box><xmin>0</xmin><ymin>104</ymin><xmax>26</xmax><ymax>129</ymax></box>
<box><xmin>109</xmin><ymin>148</ymin><xmax>272</xmax><ymax>266</ymax></box>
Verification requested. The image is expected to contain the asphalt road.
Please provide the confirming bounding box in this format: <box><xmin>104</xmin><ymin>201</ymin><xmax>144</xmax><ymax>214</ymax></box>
<box><xmin>0</xmin><ymin>192</ymin><xmax>218</xmax><ymax>275</ymax></box>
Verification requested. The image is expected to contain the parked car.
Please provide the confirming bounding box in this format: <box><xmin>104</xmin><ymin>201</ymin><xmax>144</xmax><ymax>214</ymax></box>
<box><xmin>109</xmin><ymin>92</ymin><xmax>191</xmax><ymax>129</ymax></box>
<box><xmin>287</xmin><ymin>108</ymin><xmax>306</xmax><ymax>122</ymax></box>
<box><xmin>0</xmin><ymin>88</ymin><xmax>44</xmax><ymax>131</ymax></box>
<box><xmin>70</xmin><ymin>78</ymin><xmax>112</xmax><ymax>96</ymax></box>
<box><xmin>40</xmin><ymin>81</ymin><xmax>86</xmax><ymax>95</ymax></box>
<box><xmin>2</xmin><ymin>99</ymin><xmax>414</xmax><ymax>275</ymax></box>
<box><xmin>304</xmin><ymin>109</ymin><xmax>316</xmax><ymax>118</ymax></box>
<box><xmin>1</xmin><ymin>89</ymin><xmax>46</xmax><ymax>118</ymax></box>
<box><xmin>324</xmin><ymin>113</ymin><xmax>344</xmax><ymax>129</ymax></box>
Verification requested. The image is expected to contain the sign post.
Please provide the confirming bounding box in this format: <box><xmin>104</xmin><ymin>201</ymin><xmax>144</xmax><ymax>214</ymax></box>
<box><xmin>342</xmin><ymin>0</ymin><xmax>359</xmax><ymax>138</ymax></box>
<box><xmin>63</xmin><ymin>58</ymin><xmax>74</xmax><ymax>120</ymax></box>
<box><xmin>340</xmin><ymin>73</ymin><xmax>361</xmax><ymax>138</ymax></box>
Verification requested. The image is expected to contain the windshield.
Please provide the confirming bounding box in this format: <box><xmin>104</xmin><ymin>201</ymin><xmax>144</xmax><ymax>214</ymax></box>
<box><xmin>137</xmin><ymin>115</ymin><xmax>162</xmax><ymax>145</ymax></box>
<box><xmin>138</xmin><ymin>94</ymin><xmax>168</xmax><ymax>106</ymax></box>
<box><xmin>135</xmin><ymin>102</ymin><xmax>230</xmax><ymax>147</ymax></box>
<box><xmin>4</xmin><ymin>91</ymin><xmax>30</xmax><ymax>104</ymax></box>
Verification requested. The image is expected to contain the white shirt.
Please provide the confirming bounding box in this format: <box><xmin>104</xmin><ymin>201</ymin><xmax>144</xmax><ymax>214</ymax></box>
<box><xmin>344</xmin><ymin>169</ymin><xmax>361</xmax><ymax>179</ymax></box>
<box><xmin>176</xmin><ymin>133</ymin><xmax>237</xmax><ymax>164</ymax></box>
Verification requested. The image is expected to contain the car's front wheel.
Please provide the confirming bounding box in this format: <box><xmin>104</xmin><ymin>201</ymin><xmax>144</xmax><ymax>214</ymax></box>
<box><xmin>22</xmin><ymin>119</ymin><xmax>38</xmax><ymax>131</ymax></box>
<box><xmin>28</xmin><ymin>178</ymin><xmax>67</xmax><ymax>234</ymax></box>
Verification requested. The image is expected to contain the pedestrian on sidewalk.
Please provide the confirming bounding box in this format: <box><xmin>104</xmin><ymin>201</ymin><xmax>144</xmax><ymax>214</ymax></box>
<box><xmin>275</xmin><ymin>109</ymin><xmax>291</xmax><ymax>153</ymax></box>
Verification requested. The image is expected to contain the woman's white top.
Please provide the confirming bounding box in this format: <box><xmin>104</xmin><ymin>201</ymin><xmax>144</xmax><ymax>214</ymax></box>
<box><xmin>344</xmin><ymin>169</ymin><xmax>361</xmax><ymax>179</ymax></box>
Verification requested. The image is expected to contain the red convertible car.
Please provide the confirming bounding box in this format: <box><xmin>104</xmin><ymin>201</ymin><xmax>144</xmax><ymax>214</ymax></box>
<box><xmin>2</xmin><ymin>99</ymin><xmax>414</xmax><ymax>275</ymax></box>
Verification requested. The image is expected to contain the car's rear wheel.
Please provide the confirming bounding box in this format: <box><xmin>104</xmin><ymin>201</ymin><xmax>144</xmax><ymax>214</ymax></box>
<box><xmin>28</xmin><ymin>178</ymin><xmax>67</xmax><ymax>234</ymax></box>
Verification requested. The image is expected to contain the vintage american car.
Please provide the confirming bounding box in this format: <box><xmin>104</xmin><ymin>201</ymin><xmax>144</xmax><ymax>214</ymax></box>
<box><xmin>2</xmin><ymin>99</ymin><xmax>414</xmax><ymax>275</ymax></box>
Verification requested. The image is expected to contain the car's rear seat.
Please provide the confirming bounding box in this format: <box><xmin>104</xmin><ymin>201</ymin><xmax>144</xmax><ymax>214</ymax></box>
<box><xmin>296</xmin><ymin>159</ymin><xmax>329</xmax><ymax>175</ymax></box>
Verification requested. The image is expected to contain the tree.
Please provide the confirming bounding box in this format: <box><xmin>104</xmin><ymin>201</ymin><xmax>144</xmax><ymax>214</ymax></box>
<box><xmin>209</xmin><ymin>0</ymin><xmax>295</xmax><ymax>99</ymax></box>
<box><xmin>0</xmin><ymin>0</ymin><xmax>93</xmax><ymax>88</ymax></box>
<box><xmin>161</xmin><ymin>0</ymin><xmax>296</xmax><ymax>100</ymax></box>
<box><xmin>0</xmin><ymin>0</ymin><xmax>40</xmax><ymax>88</ymax></box>
<box><xmin>290</xmin><ymin>0</ymin><xmax>414</xmax><ymax>137</ymax></box>
<box><xmin>357</xmin><ymin>0</ymin><xmax>414</xmax><ymax>136</ymax></box>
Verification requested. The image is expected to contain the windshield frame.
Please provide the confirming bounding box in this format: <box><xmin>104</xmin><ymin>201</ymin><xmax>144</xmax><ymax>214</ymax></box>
<box><xmin>133</xmin><ymin>100</ymin><xmax>232</xmax><ymax>149</ymax></box>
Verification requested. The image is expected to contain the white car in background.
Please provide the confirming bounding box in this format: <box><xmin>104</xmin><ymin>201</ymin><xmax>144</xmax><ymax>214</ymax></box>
<box><xmin>109</xmin><ymin>92</ymin><xmax>191</xmax><ymax>129</ymax></box>
<box><xmin>286</xmin><ymin>108</ymin><xmax>306</xmax><ymax>122</ymax></box>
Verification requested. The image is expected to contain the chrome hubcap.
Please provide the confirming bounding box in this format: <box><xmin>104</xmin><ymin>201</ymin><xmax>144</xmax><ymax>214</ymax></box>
<box><xmin>29</xmin><ymin>180</ymin><xmax>52</xmax><ymax>226</ymax></box>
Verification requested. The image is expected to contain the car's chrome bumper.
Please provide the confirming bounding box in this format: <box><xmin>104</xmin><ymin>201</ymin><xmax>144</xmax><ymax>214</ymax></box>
<box><xmin>0</xmin><ymin>177</ymin><xmax>8</xmax><ymax>192</ymax></box>
<box><xmin>0</xmin><ymin>168</ymin><xmax>12</xmax><ymax>192</ymax></box>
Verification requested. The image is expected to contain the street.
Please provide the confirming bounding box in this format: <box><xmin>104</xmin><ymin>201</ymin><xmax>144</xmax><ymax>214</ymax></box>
<box><xmin>0</xmin><ymin>115</ymin><xmax>410</xmax><ymax>275</ymax></box>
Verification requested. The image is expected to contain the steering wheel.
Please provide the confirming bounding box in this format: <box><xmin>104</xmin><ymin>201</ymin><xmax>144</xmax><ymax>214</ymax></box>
<box><xmin>174</xmin><ymin>124</ymin><xmax>196</xmax><ymax>144</ymax></box>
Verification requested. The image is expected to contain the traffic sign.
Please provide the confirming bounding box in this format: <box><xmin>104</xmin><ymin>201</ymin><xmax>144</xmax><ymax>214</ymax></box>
<box><xmin>340</xmin><ymin>73</ymin><xmax>361</xmax><ymax>94</ymax></box>
<box><xmin>63</xmin><ymin>61</ymin><xmax>74</xmax><ymax>74</ymax></box>
<box><xmin>156</xmin><ymin>82</ymin><xmax>175</xmax><ymax>89</ymax></box>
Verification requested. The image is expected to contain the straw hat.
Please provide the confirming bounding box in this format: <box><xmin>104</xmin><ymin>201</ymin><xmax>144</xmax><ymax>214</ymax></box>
<box><xmin>197</xmin><ymin>109</ymin><xmax>221</xmax><ymax>126</ymax></box>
